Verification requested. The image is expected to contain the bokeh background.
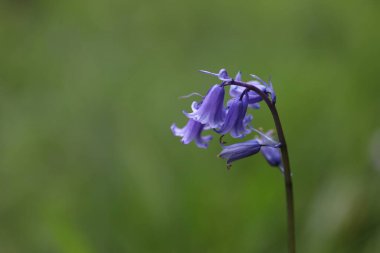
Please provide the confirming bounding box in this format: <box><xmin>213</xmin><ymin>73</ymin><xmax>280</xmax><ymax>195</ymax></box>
<box><xmin>1</xmin><ymin>0</ymin><xmax>380</xmax><ymax>252</ymax></box>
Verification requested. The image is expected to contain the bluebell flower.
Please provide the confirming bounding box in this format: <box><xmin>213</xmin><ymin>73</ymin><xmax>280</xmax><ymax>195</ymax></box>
<box><xmin>199</xmin><ymin>69</ymin><xmax>232</xmax><ymax>82</ymax></box>
<box><xmin>250</xmin><ymin>74</ymin><xmax>276</xmax><ymax>104</ymax></box>
<box><xmin>171</xmin><ymin>119</ymin><xmax>212</xmax><ymax>148</ymax></box>
<box><xmin>218</xmin><ymin>139</ymin><xmax>262</xmax><ymax>167</ymax></box>
<box><xmin>267</xmin><ymin>80</ymin><xmax>276</xmax><ymax>104</ymax></box>
<box><xmin>230</xmin><ymin>72</ymin><xmax>266</xmax><ymax>106</ymax></box>
<box><xmin>184</xmin><ymin>84</ymin><xmax>226</xmax><ymax>128</ymax></box>
<box><xmin>261</xmin><ymin>146</ymin><xmax>282</xmax><ymax>166</ymax></box>
<box><xmin>256</xmin><ymin>130</ymin><xmax>283</xmax><ymax>171</ymax></box>
<box><xmin>216</xmin><ymin>95</ymin><xmax>252</xmax><ymax>138</ymax></box>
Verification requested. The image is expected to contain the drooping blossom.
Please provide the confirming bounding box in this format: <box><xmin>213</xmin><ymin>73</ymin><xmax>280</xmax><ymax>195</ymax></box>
<box><xmin>229</xmin><ymin>72</ymin><xmax>266</xmax><ymax>106</ymax></box>
<box><xmin>216</xmin><ymin>95</ymin><xmax>252</xmax><ymax>138</ymax></box>
<box><xmin>267</xmin><ymin>80</ymin><xmax>276</xmax><ymax>104</ymax></box>
<box><xmin>171</xmin><ymin>119</ymin><xmax>212</xmax><ymax>148</ymax></box>
<box><xmin>261</xmin><ymin>146</ymin><xmax>282</xmax><ymax>167</ymax></box>
<box><xmin>184</xmin><ymin>84</ymin><xmax>226</xmax><ymax>128</ymax></box>
<box><xmin>218</xmin><ymin>139</ymin><xmax>262</xmax><ymax>167</ymax></box>
<box><xmin>256</xmin><ymin>130</ymin><xmax>283</xmax><ymax>170</ymax></box>
<box><xmin>250</xmin><ymin>74</ymin><xmax>276</xmax><ymax>104</ymax></box>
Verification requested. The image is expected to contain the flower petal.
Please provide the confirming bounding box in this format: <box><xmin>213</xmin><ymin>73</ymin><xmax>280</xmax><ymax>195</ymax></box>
<box><xmin>171</xmin><ymin>123</ymin><xmax>185</xmax><ymax>137</ymax></box>
<box><xmin>195</xmin><ymin>135</ymin><xmax>213</xmax><ymax>149</ymax></box>
<box><xmin>171</xmin><ymin>119</ymin><xmax>212</xmax><ymax>148</ymax></box>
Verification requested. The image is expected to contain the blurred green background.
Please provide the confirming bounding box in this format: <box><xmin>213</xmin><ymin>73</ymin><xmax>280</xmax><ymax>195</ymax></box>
<box><xmin>1</xmin><ymin>0</ymin><xmax>380</xmax><ymax>252</ymax></box>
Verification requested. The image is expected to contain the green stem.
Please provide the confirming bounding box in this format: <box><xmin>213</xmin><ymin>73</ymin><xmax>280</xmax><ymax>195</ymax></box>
<box><xmin>227</xmin><ymin>80</ymin><xmax>296</xmax><ymax>253</ymax></box>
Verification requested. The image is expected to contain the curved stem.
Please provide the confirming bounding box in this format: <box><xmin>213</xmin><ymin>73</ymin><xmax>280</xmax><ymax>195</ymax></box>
<box><xmin>227</xmin><ymin>80</ymin><xmax>296</xmax><ymax>253</ymax></box>
<box><xmin>269</xmin><ymin>104</ymin><xmax>296</xmax><ymax>253</ymax></box>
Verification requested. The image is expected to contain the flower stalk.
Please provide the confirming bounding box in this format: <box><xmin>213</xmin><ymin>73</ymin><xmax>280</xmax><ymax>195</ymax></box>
<box><xmin>227</xmin><ymin>79</ymin><xmax>296</xmax><ymax>253</ymax></box>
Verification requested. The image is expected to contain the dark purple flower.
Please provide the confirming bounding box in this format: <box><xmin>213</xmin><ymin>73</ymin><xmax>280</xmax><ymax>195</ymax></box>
<box><xmin>171</xmin><ymin>119</ymin><xmax>212</xmax><ymax>148</ymax></box>
<box><xmin>184</xmin><ymin>84</ymin><xmax>226</xmax><ymax>128</ymax></box>
<box><xmin>218</xmin><ymin>139</ymin><xmax>261</xmax><ymax>167</ymax></box>
<box><xmin>199</xmin><ymin>68</ymin><xmax>232</xmax><ymax>81</ymax></box>
<box><xmin>216</xmin><ymin>96</ymin><xmax>252</xmax><ymax>138</ymax></box>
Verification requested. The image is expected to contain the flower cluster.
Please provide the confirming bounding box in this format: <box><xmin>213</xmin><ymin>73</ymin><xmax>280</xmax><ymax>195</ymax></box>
<box><xmin>171</xmin><ymin>68</ymin><xmax>282</xmax><ymax>170</ymax></box>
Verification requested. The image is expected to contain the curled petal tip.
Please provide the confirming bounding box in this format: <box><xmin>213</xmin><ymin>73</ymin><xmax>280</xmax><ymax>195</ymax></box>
<box><xmin>171</xmin><ymin>119</ymin><xmax>212</xmax><ymax>148</ymax></box>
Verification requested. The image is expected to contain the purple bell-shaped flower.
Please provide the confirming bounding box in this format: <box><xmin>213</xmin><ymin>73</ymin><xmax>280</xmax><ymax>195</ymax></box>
<box><xmin>256</xmin><ymin>129</ymin><xmax>283</xmax><ymax>171</ymax></box>
<box><xmin>218</xmin><ymin>139</ymin><xmax>262</xmax><ymax>168</ymax></box>
<box><xmin>216</xmin><ymin>95</ymin><xmax>252</xmax><ymax>138</ymax></box>
<box><xmin>230</xmin><ymin>72</ymin><xmax>266</xmax><ymax>106</ymax></box>
<box><xmin>184</xmin><ymin>84</ymin><xmax>226</xmax><ymax>129</ymax></box>
<box><xmin>171</xmin><ymin>119</ymin><xmax>212</xmax><ymax>149</ymax></box>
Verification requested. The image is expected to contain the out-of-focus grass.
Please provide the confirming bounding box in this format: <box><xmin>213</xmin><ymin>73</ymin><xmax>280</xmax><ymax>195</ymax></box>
<box><xmin>0</xmin><ymin>0</ymin><xmax>379</xmax><ymax>252</ymax></box>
